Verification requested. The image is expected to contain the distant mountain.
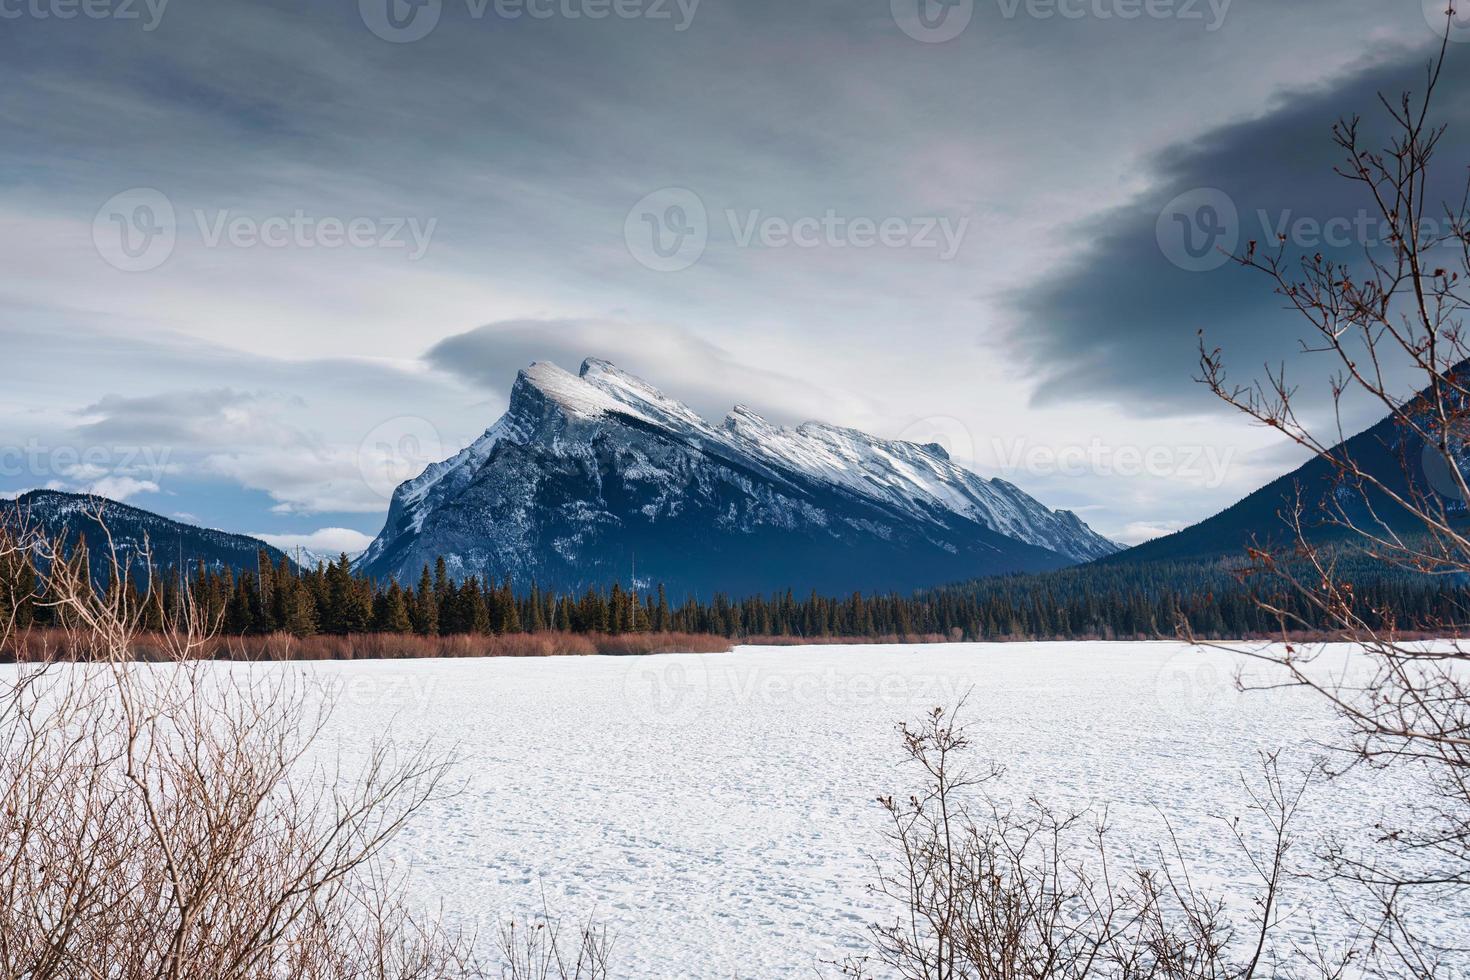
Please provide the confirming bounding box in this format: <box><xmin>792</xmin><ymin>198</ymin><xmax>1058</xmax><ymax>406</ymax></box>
<box><xmin>3</xmin><ymin>490</ymin><xmax>290</xmax><ymax>580</ymax></box>
<box><xmin>1106</xmin><ymin>385</ymin><xmax>1463</xmax><ymax>566</ymax></box>
<box><xmin>355</xmin><ymin>358</ymin><xmax>1119</xmax><ymax>595</ymax></box>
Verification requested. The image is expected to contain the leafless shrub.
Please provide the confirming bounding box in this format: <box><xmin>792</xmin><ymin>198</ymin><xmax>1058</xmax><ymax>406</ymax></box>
<box><xmin>497</xmin><ymin>905</ymin><xmax>614</xmax><ymax>980</ymax></box>
<box><xmin>1195</xmin><ymin>23</ymin><xmax>1470</xmax><ymax>971</ymax></box>
<box><xmin>0</xmin><ymin>514</ymin><xmax>486</xmax><ymax>979</ymax></box>
<box><xmin>845</xmin><ymin>706</ymin><xmax>1339</xmax><ymax>980</ymax></box>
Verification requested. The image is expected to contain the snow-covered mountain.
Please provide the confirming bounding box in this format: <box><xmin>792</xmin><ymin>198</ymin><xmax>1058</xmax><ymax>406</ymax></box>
<box><xmin>4</xmin><ymin>489</ymin><xmax>291</xmax><ymax>581</ymax></box>
<box><xmin>355</xmin><ymin>359</ymin><xmax>1118</xmax><ymax>594</ymax></box>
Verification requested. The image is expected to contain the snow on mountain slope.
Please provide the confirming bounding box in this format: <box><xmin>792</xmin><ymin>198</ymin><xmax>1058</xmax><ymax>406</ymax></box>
<box><xmin>355</xmin><ymin>359</ymin><xmax>1118</xmax><ymax>594</ymax></box>
<box><xmin>3</xmin><ymin>489</ymin><xmax>292</xmax><ymax>581</ymax></box>
<box><xmin>719</xmin><ymin>406</ymin><xmax>1115</xmax><ymax>562</ymax></box>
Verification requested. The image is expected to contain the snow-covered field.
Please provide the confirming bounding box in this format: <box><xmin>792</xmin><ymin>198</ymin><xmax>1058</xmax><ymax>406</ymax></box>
<box><xmin>281</xmin><ymin>640</ymin><xmax>1461</xmax><ymax>977</ymax></box>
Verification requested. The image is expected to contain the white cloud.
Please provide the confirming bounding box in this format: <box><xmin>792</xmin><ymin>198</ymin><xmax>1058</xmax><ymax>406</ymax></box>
<box><xmin>204</xmin><ymin>447</ymin><xmax>392</xmax><ymax>515</ymax></box>
<box><xmin>2</xmin><ymin>0</ymin><xmax>1432</xmax><ymax>540</ymax></box>
<box><xmin>426</xmin><ymin>318</ymin><xmax>873</xmax><ymax>428</ymax></box>
<box><xmin>252</xmin><ymin>527</ymin><xmax>374</xmax><ymax>558</ymax></box>
<box><xmin>85</xmin><ymin>475</ymin><xmax>160</xmax><ymax>501</ymax></box>
<box><xmin>1115</xmin><ymin>521</ymin><xmax>1187</xmax><ymax>546</ymax></box>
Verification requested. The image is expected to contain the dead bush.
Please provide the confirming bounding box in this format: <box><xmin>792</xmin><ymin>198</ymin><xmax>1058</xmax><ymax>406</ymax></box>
<box><xmin>845</xmin><ymin>706</ymin><xmax>1341</xmax><ymax>980</ymax></box>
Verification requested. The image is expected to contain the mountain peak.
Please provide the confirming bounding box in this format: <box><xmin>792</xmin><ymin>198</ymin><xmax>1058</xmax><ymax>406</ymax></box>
<box><xmin>725</xmin><ymin>403</ymin><xmax>772</xmax><ymax>428</ymax></box>
<box><xmin>513</xmin><ymin>361</ymin><xmax>638</xmax><ymax>421</ymax></box>
<box><xmin>357</xmin><ymin>357</ymin><xmax>1120</xmax><ymax>593</ymax></box>
<box><xmin>577</xmin><ymin>357</ymin><xmax>709</xmax><ymax>432</ymax></box>
<box><xmin>578</xmin><ymin>356</ymin><xmax>621</xmax><ymax>379</ymax></box>
<box><xmin>4</xmin><ymin>489</ymin><xmax>293</xmax><ymax>581</ymax></box>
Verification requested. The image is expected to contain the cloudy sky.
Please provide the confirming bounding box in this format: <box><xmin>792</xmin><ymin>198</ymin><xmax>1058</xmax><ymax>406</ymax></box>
<box><xmin>1</xmin><ymin>0</ymin><xmax>1466</xmax><ymax>551</ymax></box>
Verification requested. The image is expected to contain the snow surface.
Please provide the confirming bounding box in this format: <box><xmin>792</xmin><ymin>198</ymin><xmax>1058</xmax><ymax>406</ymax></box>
<box><xmin>283</xmin><ymin>642</ymin><xmax>1465</xmax><ymax>977</ymax></box>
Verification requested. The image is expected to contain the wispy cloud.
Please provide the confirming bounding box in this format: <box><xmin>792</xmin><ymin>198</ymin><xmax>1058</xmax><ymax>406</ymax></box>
<box><xmin>0</xmin><ymin>0</ymin><xmax>1450</xmax><ymax>542</ymax></box>
<box><xmin>251</xmin><ymin>527</ymin><xmax>374</xmax><ymax>558</ymax></box>
<box><xmin>424</xmin><ymin>318</ymin><xmax>871</xmax><ymax>426</ymax></box>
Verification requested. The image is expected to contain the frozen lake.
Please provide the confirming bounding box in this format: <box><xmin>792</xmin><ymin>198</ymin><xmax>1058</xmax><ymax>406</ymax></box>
<box><xmin>294</xmin><ymin>642</ymin><xmax>1451</xmax><ymax>976</ymax></box>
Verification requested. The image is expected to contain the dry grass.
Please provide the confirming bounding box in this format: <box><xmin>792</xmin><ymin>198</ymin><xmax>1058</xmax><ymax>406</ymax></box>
<box><xmin>2</xmin><ymin>629</ymin><xmax>733</xmax><ymax>662</ymax></box>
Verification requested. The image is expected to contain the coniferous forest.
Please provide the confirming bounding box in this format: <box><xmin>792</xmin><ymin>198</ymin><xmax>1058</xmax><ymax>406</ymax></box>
<box><xmin>1</xmin><ymin>533</ymin><xmax>1465</xmax><ymax>647</ymax></box>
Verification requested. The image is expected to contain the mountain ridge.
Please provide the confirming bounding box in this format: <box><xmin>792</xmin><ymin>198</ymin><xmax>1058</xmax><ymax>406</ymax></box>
<box><xmin>1105</xmin><ymin>377</ymin><xmax>1470</xmax><ymax>565</ymax></box>
<box><xmin>2</xmin><ymin>489</ymin><xmax>292</xmax><ymax>580</ymax></box>
<box><xmin>355</xmin><ymin>358</ymin><xmax>1118</xmax><ymax>595</ymax></box>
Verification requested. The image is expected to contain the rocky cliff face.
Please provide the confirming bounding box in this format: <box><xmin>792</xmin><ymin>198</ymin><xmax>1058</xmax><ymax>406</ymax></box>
<box><xmin>355</xmin><ymin>359</ymin><xmax>1118</xmax><ymax>595</ymax></box>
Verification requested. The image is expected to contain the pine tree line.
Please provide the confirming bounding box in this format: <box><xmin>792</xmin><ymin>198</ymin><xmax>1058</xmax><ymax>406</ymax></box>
<box><xmin>0</xmin><ymin>540</ymin><xmax>677</xmax><ymax>639</ymax></box>
<box><xmin>3</xmin><ymin>536</ymin><xmax>1465</xmax><ymax>642</ymax></box>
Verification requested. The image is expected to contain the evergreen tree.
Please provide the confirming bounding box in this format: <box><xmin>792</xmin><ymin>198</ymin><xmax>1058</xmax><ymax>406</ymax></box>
<box><xmin>412</xmin><ymin>565</ymin><xmax>438</xmax><ymax>635</ymax></box>
<box><xmin>325</xmin><ymin>555</ymin><xmax>370</xmax><ymax>634</ymax></box>
<box><xmin>496</xmin><ymin>579</ymin><xmax>521</xmax><ymax>634</ymax></box>
<box><xmin>282</xmin><ymin>577</ymin><xmax>318</xmax><ymax>638</ymax></box>
<box><xmin>654</xmin><ymin>584</ymin><xmax>670</xmax><ymax>632</ymax></box>
<box><xmin>526</xmin><ymin>584</ymin><xmax>547</xmax><ymax>632</ymax></box>
<box><xmin>375</xmin><ymin>580</ymin><xmax>413</xmax><ymax>634</ymax></box>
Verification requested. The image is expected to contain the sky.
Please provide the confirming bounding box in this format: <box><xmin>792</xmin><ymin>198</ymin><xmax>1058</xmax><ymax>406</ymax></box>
<box><xmin>1</xmin><ymin>0</ymin><xmax>1467</xmax><ymax>552</ymax></box>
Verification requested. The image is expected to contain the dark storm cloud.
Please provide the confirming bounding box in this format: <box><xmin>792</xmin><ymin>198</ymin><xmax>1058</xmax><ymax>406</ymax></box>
<box><xmin>1011</xmin><ymin>43</ymin><xmax>1470</xmax><ymax>416</ymax></box>
<box><xmin>1</xmin><ymin>0</ymin><xmax>1452</xmax><ymax>539</ymax></box>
